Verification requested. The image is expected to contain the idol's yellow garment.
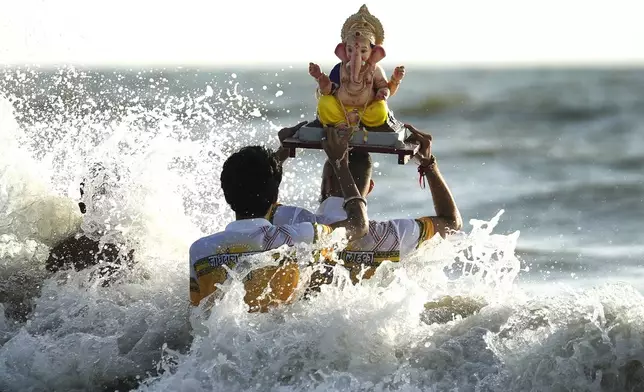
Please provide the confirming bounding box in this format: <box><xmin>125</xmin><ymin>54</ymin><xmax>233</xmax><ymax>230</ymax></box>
<box><xmin>317</xmin><ymin>94</ymin><xmax>388</xmax><ymax>128</ymax></box>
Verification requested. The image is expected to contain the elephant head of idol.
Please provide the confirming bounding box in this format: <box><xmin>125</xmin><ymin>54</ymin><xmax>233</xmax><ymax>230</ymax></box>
<box><xmin>334</xmin><ymin>5</ymin><xmax>386</xmax><ymax>85</ymax></box>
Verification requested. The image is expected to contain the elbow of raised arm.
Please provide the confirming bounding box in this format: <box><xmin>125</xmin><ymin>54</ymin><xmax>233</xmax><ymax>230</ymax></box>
<box><xmin>349</xmin><ymin>215</ymin><xmax>369</xmax><ymax>241</ymax></box>
<box><xmin>356</xmin><ymin>218</ymin><xmax>369</xmax><ymax>239</ymax></box>
<box><xmin>331</xmin><ymin>214</ymin><xmax>369</xmax><ymax>241</ymax></box>
<box><xmin>450</xmin><ymin>213</ymin><xmax>463</xmax><ymax>232</ymax></box>
<box><xmin>437</xmin><ymin>213</ymin><xmax>463</xmax><ymax>234</ymax></box>
<box><xmin>453</xmin><ymin>218</ymin><xmax>463</xmax><ymax>231</ymax></box>
<box><xmin>343</xmin><ymin>203</ymin><xmax>369</xmax><ymax>240</ymax></box>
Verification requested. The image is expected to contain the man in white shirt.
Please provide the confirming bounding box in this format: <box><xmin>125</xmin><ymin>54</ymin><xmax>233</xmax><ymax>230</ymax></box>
<box><xmin>189</xmin><ymin>127</ymin><xmax>369</xmax><ymax>311</ymax></box>
<box><xmin>270</xmin><ymin>122</ymin><xmax>462</xmax><ymax>283</ymax></box>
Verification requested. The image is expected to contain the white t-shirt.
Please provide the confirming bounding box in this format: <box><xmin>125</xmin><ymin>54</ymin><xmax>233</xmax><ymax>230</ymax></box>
<box><xmin>189</xmin><ymin>218</ymin><xmax>332</xmax><ymax>307</ymax></box>
<box><xmin>269</xmin><ymin>197</ymin><xmax>436</xmax><ymax>282</ymax></box>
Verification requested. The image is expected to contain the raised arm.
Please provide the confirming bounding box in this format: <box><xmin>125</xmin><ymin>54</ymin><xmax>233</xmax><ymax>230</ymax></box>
<box><xmin>406</xmin><ymin>124</ymin><xmax>462</xmax><ymax>237</ymax></box>
<box><xmin>275</xmin><ymin>121</ymin><xmax>308</xmax><ymax>163</ymax></box>
<box><xmin>320</xmin><ymin>127</ymin><xmax>368</xmax><ymax>240</ymax></box>
<box><xmin>309</xmin><ymin>63</ymin><xmax>333</xmax><ymax>96</ymax></box>
<box><xmin>388</xmin><ymin>66</ymin><xmax>405</xmax><ymax>97</ymax></box>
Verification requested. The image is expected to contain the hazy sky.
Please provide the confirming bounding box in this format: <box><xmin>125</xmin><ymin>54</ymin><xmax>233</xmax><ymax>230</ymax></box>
<box><xmin>1</xmin><ymin>0</ymin><xmax>642</xmax><ymax>67</ymax></box>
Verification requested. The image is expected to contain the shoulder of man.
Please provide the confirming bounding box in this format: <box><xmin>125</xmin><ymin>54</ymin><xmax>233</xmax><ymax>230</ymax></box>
<box><xmin>189</xmin><ymin>231</ymin><xmax>227</xmax><ymax>263</ymax></box>
<box><xmin>269</xmin><ymin>221</ymin><xmax>333</xmax><ymax>245</ymax></box>
<box><xmin>267</xmin><ymin>203</ymin><xmax>318</xmax><ymax>226</ymax></box>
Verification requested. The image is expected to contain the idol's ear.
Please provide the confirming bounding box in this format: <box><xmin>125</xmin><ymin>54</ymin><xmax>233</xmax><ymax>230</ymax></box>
<box><xmin>334</xmin><ymin>43</ymin><xmax>349</xmax><ymax>62</ymax></box>
<box><xmin>369</xmin><ymin>45</ymin><xmax>386</xmax><ymax>64</ymax></box>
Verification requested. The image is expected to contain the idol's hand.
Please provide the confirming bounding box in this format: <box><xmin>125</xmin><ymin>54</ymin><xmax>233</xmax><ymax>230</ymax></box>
<box><xmin>375</xmin><ymin>87</ymin><xmax>389</xmax><ymax>101</ymax></box>
<box><xmin>309</xmin><ymin>63</ymin><xmax>322</xmax><ymax>79</ymax></box>
<box><xmin>392</xmin><ymin>66</ymin><xmax>406</xmax><ymax>82</ymax></box>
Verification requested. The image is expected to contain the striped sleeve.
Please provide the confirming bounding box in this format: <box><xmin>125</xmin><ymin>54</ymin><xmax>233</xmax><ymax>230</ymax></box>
<box><xmin>390</xmin><ymin>217</ymin><xmax>436</xmax><ymax>256</ymax></box>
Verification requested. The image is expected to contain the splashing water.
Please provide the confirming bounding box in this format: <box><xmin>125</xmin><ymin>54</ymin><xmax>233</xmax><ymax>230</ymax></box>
<box><xmin>1</xmin><ymin>67</ymin><xmax>644</xmax><ymax>392</ymax></box>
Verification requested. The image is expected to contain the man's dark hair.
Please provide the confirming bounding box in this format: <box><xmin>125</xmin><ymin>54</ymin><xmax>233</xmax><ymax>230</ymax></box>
<box><xmin>220</xmin><ymin>145</ymin><xmax>282</xmax><ymax>218</ymax></box>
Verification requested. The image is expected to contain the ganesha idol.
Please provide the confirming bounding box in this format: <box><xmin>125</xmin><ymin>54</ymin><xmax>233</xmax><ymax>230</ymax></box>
<box><xmin>308</xmin><ymin>5</ymin><xmax>405</xmax><ymax>131</ymax></box>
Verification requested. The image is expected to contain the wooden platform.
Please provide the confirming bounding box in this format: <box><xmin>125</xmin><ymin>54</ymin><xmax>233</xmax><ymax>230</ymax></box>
<box><xmin>281</xmin><ymin>137</ymin><xmax>420</xmax><ymax>165</ymax></box>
